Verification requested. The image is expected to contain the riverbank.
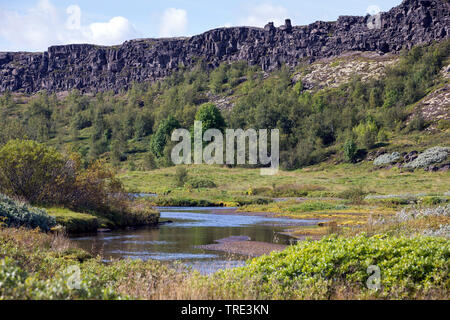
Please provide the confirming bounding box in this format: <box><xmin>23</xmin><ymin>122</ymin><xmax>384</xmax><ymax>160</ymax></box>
<box><xmin>120</xmin><ymin>164</ymin><xmax>449</xmax><ymax>238</ymax></box>
<box><xmin>197</xmin><ymin>240</ymin><xmax>287</xmax><ymax>257</ymax></box>
<box><xmin>46</xmin><ymin>206</ymin><xmax>160</xmax><ymax>234</ymax></box>
<box><xmin>1</xmin><ymin>219</ymin><xmax>448</xmax><ymax>300</ymax></box>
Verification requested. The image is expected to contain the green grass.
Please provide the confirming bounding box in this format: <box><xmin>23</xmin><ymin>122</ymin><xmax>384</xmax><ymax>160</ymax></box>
<box><xmin>285</xmin><ymin>200</ymin><xmax>348</xmax><ymax>213</ymax></box>
<box><xmin>46</xmin><ymin>208</ymin><xmax>100</xmax><ymax>234</ymax></box>
<box><xmin>118</xmin><ymin>163</ymin><xmax>449</xmax><ymax>231</ymax></box>
<box><xmin>119</xmin><ymin>162</ymin><xmax>450</xmax><ymax>199</ymax></box>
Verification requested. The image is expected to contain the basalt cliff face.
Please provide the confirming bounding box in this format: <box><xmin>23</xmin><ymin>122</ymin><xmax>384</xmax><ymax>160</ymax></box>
<box><xmin>0</xmin><ymin>0</ymin><xmax>449</xmax><ymax>94</ymax></box>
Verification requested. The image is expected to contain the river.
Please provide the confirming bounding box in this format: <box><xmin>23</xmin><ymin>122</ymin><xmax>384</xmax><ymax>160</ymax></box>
<box><xmin>71</xmin><ymin>207</ymin><xmax>320</xmax><ymax>274</ymax></box>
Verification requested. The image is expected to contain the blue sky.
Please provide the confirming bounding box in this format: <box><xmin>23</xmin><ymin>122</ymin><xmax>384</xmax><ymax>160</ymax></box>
<box><xmin>0</xmin><ymin>0</ymin><xmax>402</xmax><ymax>52</ymax></box>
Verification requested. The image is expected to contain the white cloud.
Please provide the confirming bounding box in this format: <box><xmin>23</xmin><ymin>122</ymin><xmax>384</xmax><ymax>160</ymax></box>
<box><xmin>159</xmin><ymin>8</ymin><xmax>188</xmax><ymax>37</ymax></box>
<box><xmin>0</xmin><ymin>0</ymin><xmax>139</xmax><ymax>51</ymax></box>
<box><xmin>85</xmin><ymin>17</ymin><xmax>138</xmax><ymax>44</ymax></box>
<box><xmin>238</xmin><ymin>3</ymin><xmax>289</xmax><ymax>27</ymax></box>
<box><xmin>366</xmin><ymin>5</ymin><xmax>381</xmax><ymax>15</ymax></box>
<box><xmin>66</xmin><ymin>5</ymin><xmax>81</xmax><ymax>30</ymax></box>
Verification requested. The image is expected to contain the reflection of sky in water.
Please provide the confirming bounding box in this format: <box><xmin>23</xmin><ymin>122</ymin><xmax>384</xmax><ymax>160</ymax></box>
<box><xmin>109</xmin><ymin>251</ymin><xmax>218</xmax><ymax>261</ymax></box>
<box><xmin>71</xmin><ymin>207</ymin><xmax>319</xmax><ymax>274</ymax></box>
<box><xmin>121</xmin><ymin>240</ymin><xmax>171</xmax><ymax>245</ymax></box>
<box><xmin>159</xmin><ymin>209</ymin><xmax>320</xmax><ymax>228</ymax></box>
<box><xmin>184</xmin><ymin>260</ymin><xmax>247</xmax><ymax>275</ymax></box>
<box><xmin>72</xmin><ymin>234</ymin><xmax>140</xmax><ymax>241</ymax></box>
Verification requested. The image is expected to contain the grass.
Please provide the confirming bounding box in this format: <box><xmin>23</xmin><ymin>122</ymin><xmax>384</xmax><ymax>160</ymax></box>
<box><xmin>239</xmin><ymin>199</ymin><xmax>396</xmax><ymax>226</ymax></box>
<box><xmin>1</xmin><ymin>224</ymin><xmax>447</xmax><ymax>300</ymax></box>
<box><xmin>119</xmin><ymin>162</ymin><xmax>450</xmax><ymax>199</ymax></box>
<box><xmin>118</xmin><ymin>162</ymin><xmax>449</xmax><ymax>236</ymax></box>
<box><xmin>46</xmin><ymin>208</ymin><xmax>100</xmax><ymax>234</ymax></box>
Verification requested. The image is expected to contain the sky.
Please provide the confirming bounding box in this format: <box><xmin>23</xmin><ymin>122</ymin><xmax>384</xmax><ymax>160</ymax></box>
<box><xmin>0</xmin><ymin>0</ymin><xmax>402</xmax><ymax>52</ymax></box>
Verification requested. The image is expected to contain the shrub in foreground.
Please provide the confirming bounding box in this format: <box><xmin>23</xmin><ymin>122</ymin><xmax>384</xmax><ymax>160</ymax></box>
<box><xmin>0</xmin><ymin>140</ymin><xmax>69</xmax><ymax>204</ymax></box>
<box><xmin>212</xmin><ymin>235</ymin><xmax>449</xmax><ymax>299</ymax></box>
<box><xmin>0</xmin><ymin>140</ymin><xmax>159</xmax><ymax>230</ymax></box>
<box><xmin>0</xmin><ymin>194</ymin><xmax>56</xmax><ymax>231</ymax></box>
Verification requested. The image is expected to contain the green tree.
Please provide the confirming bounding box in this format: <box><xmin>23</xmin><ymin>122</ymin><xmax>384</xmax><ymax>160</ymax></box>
<box><xmin>110</xmin><ymin>132</ymin><xmax>127</xmax><ymax>164</ymax></box>
<box><xmin>134</xmin><ymin>112</ymin><xmax>153</xmax><ymax>139</ymax></box>
<box><xmin>195</xmin><ymin>103</ymin><xmax>226</xmax><ymax>132</ymax></box>
<box><xmin>150</xmin><ymin>116</ymin><xmax>180</xmax><ymax>157</ymax></box>
<box><xmin>343</xmin><ymin>138</ymin><xmax>358</xmax><ymax>163</ymax></box>
<box><xmin>353</xmin><ymin>120</ymin><xmax>378</xmax><ymax>149</ymax></box>
<box><xmin>209</xmin><ymin>64</ymin><xmax>228</xmax><ymax>94</ymax></box>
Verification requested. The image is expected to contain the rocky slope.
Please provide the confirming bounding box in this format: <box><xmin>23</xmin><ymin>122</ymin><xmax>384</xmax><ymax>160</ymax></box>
<box><xmin>416</xmin><ymin>64</ymin><xmax>450</xmax><ymax>126</ymax></box>
<box><xmin>293</xmin><ymin>51</ymin><xmax>399</xmax><ymax>90</ymax></box>
<box><xmin>0</xmin><ymin>0</ymin><xmax>449</xmax><ymax>94</ymax></box>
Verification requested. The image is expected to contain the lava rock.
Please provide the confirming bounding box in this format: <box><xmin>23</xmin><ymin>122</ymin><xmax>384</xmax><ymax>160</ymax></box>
<box><xmin>404</xmin><ymin>150</ymin><xmax>419</xmax><ymax>163</ymax></box>
<box><xmin>0</xmin><ymin>0</ymin><xmax>449</xmax><ymax>94</ymax></box>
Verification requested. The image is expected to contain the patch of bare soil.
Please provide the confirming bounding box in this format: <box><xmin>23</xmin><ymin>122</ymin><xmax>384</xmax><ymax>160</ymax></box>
<box><xmin>197</xmin><ymin>240</ymin><xmax>287</xmax><ymax>257</ymax></box>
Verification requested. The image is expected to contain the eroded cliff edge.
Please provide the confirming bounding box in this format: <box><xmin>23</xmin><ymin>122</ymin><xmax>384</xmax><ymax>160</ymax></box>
<box><xmin>0</xmin><ymin>0</ymin><xmax>449</xmax><ymax>94</ymax></box>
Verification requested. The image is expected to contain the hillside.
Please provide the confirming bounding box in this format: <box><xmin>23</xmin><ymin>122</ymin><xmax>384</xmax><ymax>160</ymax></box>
<box><xmin>0</xmin><ymin>0</ymin><xmax>449</xmax><ymax>94</ymax></box>
<box><xmin>0</xmin><ymin>0</ymin><xmax>449</xmax><ymax>303</ymax></box>
<box><xmin>0</xmin><ymin>1</ymin><xmax>448</xmax><ymax>175</ymax></box>
<box><xmin>0</xmin><ymin>39</ymin><xmax>449</xmax><ymax>171</ymax></box>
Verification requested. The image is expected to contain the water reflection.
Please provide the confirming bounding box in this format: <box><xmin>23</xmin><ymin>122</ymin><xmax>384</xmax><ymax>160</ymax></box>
<box><xmin>71</xmin><ymin>207</ymin><xmax>319</xmax><ymax>274</ymax></box>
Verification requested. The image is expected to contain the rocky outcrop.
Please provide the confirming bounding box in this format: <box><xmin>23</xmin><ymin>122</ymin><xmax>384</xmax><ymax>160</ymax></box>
<box><xmin>293</xmin><ymin>51</ymin><xmax>399</xmax><ymax>90</ymax></box>
<box><xmin>0</xmin><ymin>0</ymin><xmax>449</xmax><ymax>94</ymax></box>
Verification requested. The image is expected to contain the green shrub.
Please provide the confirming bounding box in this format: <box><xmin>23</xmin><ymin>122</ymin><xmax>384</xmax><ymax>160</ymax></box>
<box><xmin>152</xmin><ymin>197</ymin><xmax>217</xmax><ymax>207</ymax></box>
<box><xmin>0</xmin><ymin>140</ymin><xmax>68</xmax><ymax>204</ymax></box>
<box><xmin>343</xmin><ymin>138</ymin><xmax>358</xmax><ymax>163</ymax></box>
<box><xmin>248</xmin><ymin>184</ymin><xmax>325</xmax><ymax>197</ymax></box>
<box><xmin>195</xmin><ymin>103</ymin><xmax>226</xmax><ymax>132</ymax></box>
<box><xmin>287</xmin><ymin>200</ymin><xmax>347</xmax><ymax>213</ymax></box>
<box><xmin>0</xmin><ymin>194</ymin><xmax>56</xmax><ymax>232</ymax></box>
<box><xmin>185</xmin><ymin>177</ymin><xmax>217</xmax><ymax>189</ymax></box>
<box><xmin>407</xmin><ymin>114</ymin><xmax>425</xmax><ymax>132</ymax></box>
<box><xmin>378</xmin><ymin>197</ymin><xmax>411</xmax><ymax>207</ymax></box>
<box><xmin>143</xmin><ymin>152</ymin><xmax>158</xmax><ymax>170</ymax></box>
<box><xmin>353</xmin><ymin>120</ymin><xmax>378</xmax><ymax>149</ymax></box>
<box><xmin>234</xmin><ymin>197</ymin><xmax>271</xmax><ymax>206</ymax></box>
<box><xmin>0</xmin><ymin>257</ymin><xmax>119</xmax><ymax>300</ymax></box>
<box><xmin>174</xmin><ymin>167</ymin><xmax>188</xmax><ymax>187</ymax></box>
<box><xmin>221</xmin><ymin>235</ymin><xmax>449</xmax><ymax>298</ymax></box>
<box><xmin>150</xmin><ymin>116</ymin><xmax>180</xmax><ymax>157</ymax></box>
<box><xmin>339</xmin><ymin>187</ymin><xmax>367</xmax><ymax>204</ymax></box>
<box><xmin>419</xmin><ymin>196</ymin><xmax>449</xmax><ymax>206</ymax></box>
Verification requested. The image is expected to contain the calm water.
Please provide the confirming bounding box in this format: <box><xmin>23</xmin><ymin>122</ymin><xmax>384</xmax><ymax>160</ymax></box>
<box><xmin>71</xmin><ymin>207</ymin><xmax>320</xmax><ymax>274</ymax></box>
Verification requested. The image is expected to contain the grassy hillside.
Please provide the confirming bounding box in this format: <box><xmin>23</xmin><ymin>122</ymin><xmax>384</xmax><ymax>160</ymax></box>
<box><xmin>0</xmin><ymin>40</ymin><xmax>448</xmax><ymax>172</ymax></box>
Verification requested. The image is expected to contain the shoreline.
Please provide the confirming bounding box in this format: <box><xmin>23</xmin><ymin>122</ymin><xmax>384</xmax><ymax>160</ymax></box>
<box><xmin>197</xmin><ymin>235</ymin><xmax>288</xmax><ymax>257</ymax></box>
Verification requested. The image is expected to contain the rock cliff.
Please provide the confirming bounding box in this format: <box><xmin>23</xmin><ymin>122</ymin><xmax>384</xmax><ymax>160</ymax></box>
<box><xmin>0</xmin><ymin>0</ymin><xmax>449</xmax><ymax>94</ymax></box>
